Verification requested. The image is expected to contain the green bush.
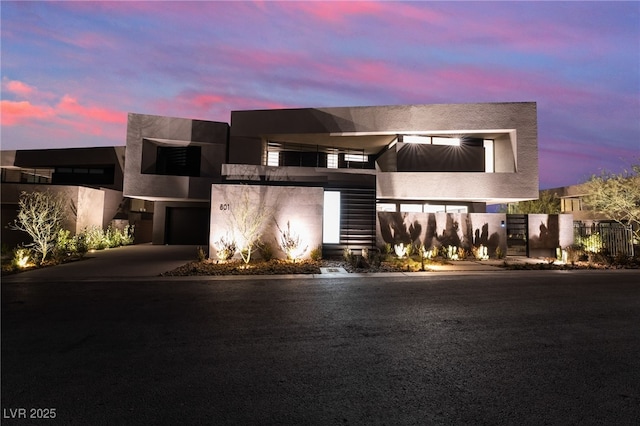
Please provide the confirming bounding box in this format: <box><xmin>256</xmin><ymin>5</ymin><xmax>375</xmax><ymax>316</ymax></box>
<box><xmin>80</xmin><ymin>225</ymin><xmax>135</xmax><ymax>251</ymax></box>
<box><xmin>576</xmin><ymin>233</ymin><xmax>604</xmax><ymax>254</ymax></box>
<box><xmin>83</xmin><ymin>226</ymin><xmax>107</xmax><ymax>250</ymax></box>
<box><xmin>75</xmin><ymin>234</ymin><xmax>88</xmax><ymax>257</ymax></box>
<box><xmin>310</xmin><ymin>245</ymin><xmax>322</xmax><ymax>261</ymax></box>
<box><xmin>54</xmin><ymin>229</ymin><xmax>74</xmax><ymax>260</ymax></box>
<box><xmin>53</xmin><ymin>229</ymin><xmax>88</xmax><ymax>260</ymax></box>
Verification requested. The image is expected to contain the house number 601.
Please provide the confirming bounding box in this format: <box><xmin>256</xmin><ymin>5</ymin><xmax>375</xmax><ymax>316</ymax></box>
<box><xmin>219</xmin><ymin>203</ymin><xmax>230</xmax><ymax>211</ymax></box>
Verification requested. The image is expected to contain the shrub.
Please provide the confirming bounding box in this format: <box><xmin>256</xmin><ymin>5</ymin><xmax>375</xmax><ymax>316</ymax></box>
<box><xmin>74</xmin><ymin>234</ymin><xmax>88</xmax><ymax>257</ymax></box>
<box><xmin>443</xmin><ymin>245</ymin><xmax>459</xmax><ymax>260</ymax></box>
<box><xmin>310</xmin><ymin>245</ymin><xmax>322</xmax><ymax>261</ymax></box>
<box><xmin>457</xmin><ymin>247</ymin><xmax>467</xmax><ymax>260</ymax></box>
<box><xmin>196</xmin><ymin>246</ymin><xmax>207</xmax><ymax>262</ymax></box>
<box><xmin>565</xmin><ymin>244</ymin><xmax>584</xmax><ymax>264</ymax></box>
<box><xmin>214</xmin><ymin>235</ymin><xmax>237</xmax><ymax>261</ymax></box>
<box><xmin>54</xmin><ymin>229</ymin><xmax>74</xmax><ymax>260</ymax></box>
<box><xmin>343</xmin><ymin>248</ymin><xmax>353</xmax><ymax>263</ymax></box>
<box><xmin>473</xmin><ymin>245</ymin><xmax>489</xmax><ymax>260</ymax></box>
<box><xmin>78</xmin><ymin>225</ymin><xmax>134</xmax><ymax>252</ymax></box>
<box><xmin>53</xmin><ymin>229</ymin><xmax>88</xmax><ymax>261</ymax></box>
<box><xmin>406</xmin><ymin>243</ymin><xmax>414</xmax><ymax>257</ymax></box>
<box><xmin>104</xmin><ymin>225</ymin><xmax>134</xmax><ymax>248</ymax></box>
<box><xmin>11</xmin><ymin>247</ymin><xmax>33</xmax><ymax>269</ymax></box>
<box><xmin>277</xmin><ymin>221</ymin><xmax>307</xmax><ymax>262</ymax></box>
<box><xmin>368</xmin><ymin>249</ymin><xmax>382</xmax><ymax>268</ymax></box>
<box><xmin>420</xmin><ymin>245</ymin><xmax>435</xmax><ymax>260</ymax></box>
<box><xmin>613</xmin><ymin>252</ymin><xmax>631</xmax><ymax>266</ymax></box>
<box><xmin>394</xmin><ymin>243</ymin><xmax>408</xmax><ymax>258</ymax></box>
<box><xmin>576</xmin><ymin>233</ymin><xmax>604</xmax><ymax>254</ymax></box>
<box><xmin>83</xmin><ymin>226</ymin><xmax>107</xmax><ymax>250</ymax></box>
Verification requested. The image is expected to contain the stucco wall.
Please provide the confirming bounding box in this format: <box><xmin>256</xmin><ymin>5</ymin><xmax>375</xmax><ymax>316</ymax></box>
<box><xmin>527</xmin><ymin>213</ymin><xmax>574</xmax><ymax>258</ymax></box>
<box><xmin>124</xmin><ymin>113</ymin><xmax>228</xmax><ymax>201</ymax></box>
<box><xmin>75</xmin><ymin>186</ymin><xmax>106</xmax><ymax>233</ymax></box>
<box><xmin>1</xmin><ymin>184</ymin><xmax>107</xmax><ymax>247</ymax></box>
<box><xmin>377</xmin><ymin>212</ymin><xmax>508</xmax><ymax>257</ymax></box>
<box><xmin>209</xmin><ymin>184</ymin><xmax>323</xmax><ymax>261</ymax></box>
<box><xmin>101</xmin><ymin>188</ymin><xmax>124</xmax><ymax>228</ymax></box>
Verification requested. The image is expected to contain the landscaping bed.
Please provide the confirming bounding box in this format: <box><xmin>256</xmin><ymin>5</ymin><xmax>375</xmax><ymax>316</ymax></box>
<box><xmin>501</xmin><ymin>259</ymin><xmax>640</xmax><ymax>270</ymax></box>
<box><xmin>160</xmin><ymin>258</ymin><xmax>416</xmax><ymax>276</ymax></box>
<box><xmin>161</xmin><ymin>259</ymin><xmax>323</xmax><ymax>276</ymax></box>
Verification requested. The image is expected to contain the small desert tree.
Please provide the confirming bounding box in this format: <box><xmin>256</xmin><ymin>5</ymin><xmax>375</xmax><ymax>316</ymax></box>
<box><xmin>228</xmin><ymin>185</ymin><xmax>274</xmax><ymax>264</ymax></box>
<box><xmin>10</xmin><ymin>191</ymin><xmax>67</xmax><ymax>264</ymax></box>
<box><xmin>506</xmin><ymin>190</ymin><xmax>561</xmax><ymax>214</ymax></box>
<box><xmin>583</xmin><ymin>163</ymin><xmax>640</xmax><ymax>242</ymax></box>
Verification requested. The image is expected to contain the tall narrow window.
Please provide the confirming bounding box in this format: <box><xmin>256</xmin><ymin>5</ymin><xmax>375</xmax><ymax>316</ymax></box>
<box><xmin>327</xmin><ymin>153</ymin><xmax>338</xmax><ymax>169</ymax></box>
<box><xmin>267</xmin><ymin>151</ymin><xmax>279</xmax><ymax>167</ymax></box>
<box><xmin>323</xmin><ymin>191</ymin><xmax>341</xmax><ymax>244</ymax></box>
<box><xmin>484</xmin><ymin>140</ymin><xmax>494</xmax><ymax>173</ymax></box>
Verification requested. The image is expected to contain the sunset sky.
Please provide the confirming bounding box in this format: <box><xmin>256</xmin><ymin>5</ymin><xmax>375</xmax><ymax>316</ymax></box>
<box><xmin>1</xmin><ymin>1</ymin><xmax>638</xmax><ymax>189</ymax></box>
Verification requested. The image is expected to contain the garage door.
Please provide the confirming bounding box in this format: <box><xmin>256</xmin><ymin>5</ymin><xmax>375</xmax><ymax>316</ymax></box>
<box><xmin>165</xmin><ymin>207</ymin><xmax>209</xmax><ymax>245</ymax></box>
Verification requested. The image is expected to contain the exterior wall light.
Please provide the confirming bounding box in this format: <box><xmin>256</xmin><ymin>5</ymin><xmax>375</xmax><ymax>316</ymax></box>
<box><xmin>403</xmin><ymin>135</ymin><xmax>431</xmax><ymax>144</ymax></box>
<box><xmin>432</xmin><ymin>137</ymin><xmax>460</xmax><ymax>146</ymax></box>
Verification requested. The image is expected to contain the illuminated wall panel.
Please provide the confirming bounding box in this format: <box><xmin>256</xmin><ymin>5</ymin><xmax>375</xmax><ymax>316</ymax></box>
<box><xmin>323</xmin><ymin>191</ymin><xmax>341</xmax><ymax>244</ymax></box>
<box><xmin>210</xmin><ymin>184</ymin><xmax>323</xmax><ymax>260</ymax></box>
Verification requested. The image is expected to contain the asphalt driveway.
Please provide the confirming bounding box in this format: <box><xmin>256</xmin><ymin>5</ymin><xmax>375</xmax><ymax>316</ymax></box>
<box><xmin>2</xmin><ymin>244</ymin><xmax>198</xmax><ymax>281</ymax></box>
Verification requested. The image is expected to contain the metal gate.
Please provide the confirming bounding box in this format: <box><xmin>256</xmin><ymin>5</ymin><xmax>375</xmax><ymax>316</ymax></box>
<box><xmin>506</xmin><ymin>214</ymin><xmax>528</xmax><ymax>256</ymax></box>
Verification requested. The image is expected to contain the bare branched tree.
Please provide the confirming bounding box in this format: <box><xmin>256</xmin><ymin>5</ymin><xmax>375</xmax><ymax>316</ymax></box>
<box><xmin>9</xmin><ymin>191</ymin><xmax>67</xmax><ymax>264</ymax></box>
<box><xmin>228</xmin><ymin>185</ymin><xmax>274</xmax><ymax>264</ymax></box>
<box><xmin>584</xmin><ymin>162</ymin><xmax>640</xmax><ymax>242</ymax></box>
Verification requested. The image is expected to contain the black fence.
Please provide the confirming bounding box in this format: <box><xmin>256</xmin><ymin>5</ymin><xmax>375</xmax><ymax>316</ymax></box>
<box><xmin>574</xmin><ymin>222</ymin><xmax>634</xmax><ymax>257</ymax></box>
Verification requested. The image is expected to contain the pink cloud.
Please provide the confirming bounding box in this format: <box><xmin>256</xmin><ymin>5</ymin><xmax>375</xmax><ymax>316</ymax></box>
<box><xmin>3</xmin><ymin>79</ymin><xmax>36</xmax><ymax>97</ymax></box>
<box><xmin>0</xmin><ymin>100</ymin><xmax>54</xmax><ymax>126</ymax></box>
<box><xmin>57</xmin><ymin>95</ymin><xmax>126</xmax><ymax>125</ymax></box>
<box><xmin>191</xmin><ymin>94</ymin><xmax>225</xmax><ymax>111</ymax></box>
<box><xmin>1</xmin><ymin>79</ymin><xmax>126</xmax><ymax>141</ymax></box>
<box><xmin>379</xmin><ymin>1</ymin><xmax>444</xmax><ymax>24</ymax></box>
<box><xmin>152</xmin><ymin>90</ymin><xmax>291</xmax><ymax>122</ymax></box>
<box><xmin>284</xmin><ymin>1</ymin><xmax>385</xmax><ymax>23</ymax></box>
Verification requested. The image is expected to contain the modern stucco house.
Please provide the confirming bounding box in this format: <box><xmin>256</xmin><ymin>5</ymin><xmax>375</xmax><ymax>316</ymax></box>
<box><xmin>121</xmin><ymin>102</ymin><xmax>570</xmax><ymax>259</ymax></box>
